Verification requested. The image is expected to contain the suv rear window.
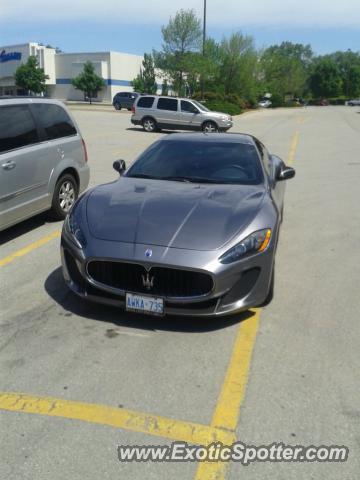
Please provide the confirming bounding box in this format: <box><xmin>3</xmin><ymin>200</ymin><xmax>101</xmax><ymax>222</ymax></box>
<box><xmin>0</xmin><ymin>105</ymin><xmax>39</xmax><ymax>153</ymax></box>
<box><xmin>157</xmin><ymin>98</ymin><xmax>178</xmax><ymax>111</ymax></box>
<box><xmin>32</xmin><ymin>103</ymin><xmax>77</xmax><ymax>140</ymax></box>
<box><xmin>137</xmin><ymin>97</ymin><xmax>155</xmax><ymax>108</ymax></box>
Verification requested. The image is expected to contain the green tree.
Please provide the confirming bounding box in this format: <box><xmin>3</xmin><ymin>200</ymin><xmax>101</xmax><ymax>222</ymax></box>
<box><xmin>309</xmin><ymin>57</ymin><xmax>343</xmax><ymax>98</ymax></box>
<box><xmin>216</xmin><ymin>32</ymin><xmax>259</xmax><ymax>104</ymax></box>
<box><xmin>329</xmin><ymin>50</ymin><xmax>360</xmax><ymax>97</ymax></box>
<box><xmin>154</xmin><ymin>9</ymin><xmax>202</xmax><ymax>95</ymax></box>
<box><xmin>132</xmin><ymin>53</ymin><xmax>157</xmax><ymax>93</ymax></box>
<box><xmin>72</xmin><ymin>61</ymin><xmax>105</xmax><ymax>104</ymax></box>
<box><xmin>259</xmin><ymin>42</ymin><xmax>313</xmax><ymax>101</ymax></box>
<box><xmin>14</xmin><ymin>56</ymin><xmax>49</xmax><ymax>95</ymax></box>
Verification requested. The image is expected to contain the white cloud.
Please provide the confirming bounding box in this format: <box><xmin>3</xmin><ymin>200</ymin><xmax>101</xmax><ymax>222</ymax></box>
<box><xmin>0</xmin><ymin>0</ymin><xmax>359</xmax><ymax>27</ymax></box>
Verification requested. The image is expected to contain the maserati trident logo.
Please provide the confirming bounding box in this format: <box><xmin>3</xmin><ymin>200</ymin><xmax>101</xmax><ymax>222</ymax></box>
<box><xmin>142</xmin><ymin>272</ymin><xmax>154</xmax><ymax>290</ymax></box>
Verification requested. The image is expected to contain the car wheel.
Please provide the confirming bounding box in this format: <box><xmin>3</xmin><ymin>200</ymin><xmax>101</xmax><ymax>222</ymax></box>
<box><xmin>127</xmin><ymin>107</ymin><xmax>132</xmax><ymax>111</ymax></box>
<box><xmin>142</xmin><ymin>117</ymin><xmax>157</xmax><ymax>132</ymax></box>
<box><xmin>114</xmin><ymin>102</ymin><xmax>121</xmax><ymax>110</ymax></box>
<box><xmin>202</xmin><ymin>121</ymin><xmax>218</xmax><ymax>133</ymax></box>
<box><xmin>260</xmin><ymin>267</ymin><xmax>274</xmax><ymax>307</ymax></box>
<box><xmin>50</xmin><ymin>174</ymin><xmax>78</xmax><ymax>220</ymax></box>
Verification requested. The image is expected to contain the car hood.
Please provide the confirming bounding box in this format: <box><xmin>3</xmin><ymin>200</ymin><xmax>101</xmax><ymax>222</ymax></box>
<box><xmin>86</xmin><ymin>178</ymin><xmax>266</xmax><ymax>251</ymax></box>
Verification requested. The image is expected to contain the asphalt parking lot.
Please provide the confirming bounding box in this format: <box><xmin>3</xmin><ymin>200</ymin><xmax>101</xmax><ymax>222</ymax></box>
<box><xmin>1</xmin><ymin>106</ymin><xmax>359</xmax><ymax>479</ymax></box>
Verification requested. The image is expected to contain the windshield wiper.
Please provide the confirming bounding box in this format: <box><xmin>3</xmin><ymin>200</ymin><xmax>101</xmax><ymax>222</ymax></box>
<box><xmin>127</xmin><ymin>174</ymin><xmax>160</xmax><ymax>180</ymax></box>
<box><xmin>129</xmin><ymin>174</ymin><xmax>224</xmax><ymax>184</ymax></box>
<box><xmin>162</xmin><ymin>176</ymin><xmax>192</xmax><ymax>183</ymax></box>
<box><xmin>163</xmin><ymin>176</ymin><xmax>224</xmax><ymax>184</ymax></box>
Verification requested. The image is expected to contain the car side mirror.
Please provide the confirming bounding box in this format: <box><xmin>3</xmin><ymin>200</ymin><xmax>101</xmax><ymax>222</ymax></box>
<box><xmin>277</xmin><ymin>165</ymin><xmax>295</xmax><ymax>181</ymax></box>
<box><xmin>113</xmin><ymin>159</ymin><xmax>126</xmax><ymax>175</ymax></box>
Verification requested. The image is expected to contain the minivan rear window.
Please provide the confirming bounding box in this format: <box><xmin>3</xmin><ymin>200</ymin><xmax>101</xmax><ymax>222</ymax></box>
<box><xmin>137</xmin><ymin>97</ymin><xmax>155</xmax><ymax>108</ymax></box>
<box><xmin>32</xmin><ymin>103</ymin><xmax>77</xmax><ymax>140</ymax></box>
<box><xmin>0</xmin><ymin>105</ymin><xmax>39</xmax><ymax>153</ymax></box>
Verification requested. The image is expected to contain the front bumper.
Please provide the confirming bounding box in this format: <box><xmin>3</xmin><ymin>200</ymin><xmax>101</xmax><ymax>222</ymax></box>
<box><xmin>61</xmin><ymin>230</ymin><xmax>275</xmax><ymax>317</ymax></box>
<box><xmin>218</xmin><ymin>120</ymin><xmax>233</xmax><ymax>132</ymax></box>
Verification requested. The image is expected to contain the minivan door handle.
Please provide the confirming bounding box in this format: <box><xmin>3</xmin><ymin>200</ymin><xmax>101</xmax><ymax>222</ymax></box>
<box><xmin>2</xmin><ymin>160</ymin><xmax>16</xmax><ymax>170</ymax></box>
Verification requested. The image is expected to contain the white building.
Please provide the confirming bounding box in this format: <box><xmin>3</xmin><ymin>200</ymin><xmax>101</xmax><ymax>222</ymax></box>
<box><xmin>0</xmin><ymin>42</ymin><xmax>157</xmax><ymax>102</ymax></box>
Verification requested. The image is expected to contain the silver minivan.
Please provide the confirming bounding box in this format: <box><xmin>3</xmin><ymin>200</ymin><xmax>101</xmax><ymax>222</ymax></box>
<box><xmin>0</xmin><ymin>97</ymin><xmax>90</xmax><ymax>231</ymax></box>
<box><xmin>131</xmin><ymin>96</ymin><xmax>233</xmax><ymax>133</ymax></box>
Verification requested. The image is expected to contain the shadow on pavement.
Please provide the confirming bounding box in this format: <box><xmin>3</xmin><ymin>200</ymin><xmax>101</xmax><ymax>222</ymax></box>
<box><xmin>0</xmin><ymin>212</ymin><xmax>60</xmax><ymax>246</ymax></box>
<box><xmin>45</xmin><ymin>267</ymin><xmax>253</xmax><ymax>333</ymax></box>
<box><xmin>126</xmin><ymin>127</ymin><xmax>174</xmax><ymax>134</ymax></box>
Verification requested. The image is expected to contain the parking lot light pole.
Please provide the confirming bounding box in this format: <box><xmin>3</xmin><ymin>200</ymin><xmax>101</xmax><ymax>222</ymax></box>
<box><xmin>201</xmin><ymin>0</ymin><xmax>207</xmax><ymax>99</ymax></box>
<box><xmin>203</xmin><ymin>0</ymin><xmax>207</xmax><ymax>56</ymax></box>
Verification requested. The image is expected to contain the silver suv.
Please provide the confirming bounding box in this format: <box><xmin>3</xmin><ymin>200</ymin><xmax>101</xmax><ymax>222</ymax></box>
<box><xmin>131</xmin><ymin>96</ymin><xmax>233</xmax><ymax>133</ymax></box>
<box><xmin>0</xmin><ymin>97</ymin><xmax>90</xmax><ymax>231</ymax></box>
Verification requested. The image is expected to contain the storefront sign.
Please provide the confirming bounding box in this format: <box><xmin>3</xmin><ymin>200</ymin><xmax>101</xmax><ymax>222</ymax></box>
<box><xmin>0</xmin><ymin>50</ymin><xmax>22</xmax><ymax>63</ymax></box>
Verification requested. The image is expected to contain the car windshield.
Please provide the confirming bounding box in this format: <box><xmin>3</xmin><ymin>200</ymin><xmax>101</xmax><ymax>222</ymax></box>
<box><xmin>126</xmin><ymin>140</ymin><xmax>264</xmax><ymax>185</ymax></box>
<box><xmin>191</xmin><ymin>100</ymin><xmax>210</xmax><ymax>112</ymax></box>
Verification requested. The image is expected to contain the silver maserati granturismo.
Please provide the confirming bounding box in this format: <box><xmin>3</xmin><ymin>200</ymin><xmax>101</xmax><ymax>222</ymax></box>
<box><xmin>61</xmin><ymin>133</ymin><xmax>295</xmax><ymax>317</ymax></box>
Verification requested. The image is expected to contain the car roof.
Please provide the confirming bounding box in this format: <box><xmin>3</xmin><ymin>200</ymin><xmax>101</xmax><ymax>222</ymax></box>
<box><xmin>159</xmin><ymin>132</ymin><xmax>256</xmax><ymax>145</ymax></box>
<box><xmin>137</xmin><ymin>94</ymin><xmax>197</xmax><ymax>101</ymax></box>
<box><xmin>0</xmin><ymin>97</ymin><xmax>66</xmax><ymax>107</ymax></box>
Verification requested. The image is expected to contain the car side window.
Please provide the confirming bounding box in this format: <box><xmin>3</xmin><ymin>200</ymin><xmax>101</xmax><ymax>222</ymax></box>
<box><xmin>157</xmin><ymin>98</ymin><xmax>178</xmax><ymax>112</ymax></box>
<box><xmin>32</xmin><ymin>104</ymin><xmax>77</xmax><ymax>141</ymax></box>
<box><xmin>181</xmin><ymin>101</ymin><xmax>199</xmax><ymax>114</ymax></box>
<box><xmin>0</xmin><ymin>105</ymin><xmax>40</xmax><ymax>153</ymax></box>
<box><xmin>137</xmin><ymin>97</ymin><xmax>155</xmax><ymax>108</ymax></box>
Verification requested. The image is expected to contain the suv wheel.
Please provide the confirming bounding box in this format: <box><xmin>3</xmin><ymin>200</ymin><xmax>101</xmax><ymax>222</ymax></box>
<box><xmin>51</xmin><ymin>174</ymin><xmax>78</xmax><ymax>220</ymax></box>
<box><xmin>114</xmin><ymin>102</ymin><xmax>121</xmax><ymax>110</ymax></box>
<box><xmin>202</xmin><ymin>121</ymin><xmax>218</xmax><ymax>133</ymax></box>
<box><xmin>142</xmin><ymin>117</ymin><xmax>157</xmax><ymax>132</ymax></box>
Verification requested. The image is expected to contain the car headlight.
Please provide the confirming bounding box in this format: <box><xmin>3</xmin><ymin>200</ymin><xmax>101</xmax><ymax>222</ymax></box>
<box><xmin>219</xmin><ymin>229</ymin><xmax>271</xmax><ymax>264</ymax></box>
<box><xmin>65</xmin><ymin>210</ymin><xmax>87</xmax><ymax>248</ymax></box>
<box><xmin>220</xmin><ymin>115</ymin><xmax>230</xmax><ymax>121</ymax></box>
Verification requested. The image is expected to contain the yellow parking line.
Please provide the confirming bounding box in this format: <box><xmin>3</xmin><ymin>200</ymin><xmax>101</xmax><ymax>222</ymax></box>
<box><xmin>288</xmin><ymin>131</ymin><xmax>299</xmax><ymax>166</ymax></box>
<box><xmin>194</xmin><ymin>131</ymin><xmax>301</xmax><ymax>480</ymax></box>
<box><xmin>194</xmin><ymin>310</ymin><xmax>260</xmax><ymax>480</ymax></box>
<box><xmin>0</xmin><ymin>392</ymin><xmax>233</xmax><ymax>445</ymax></box>
<box><xmin>210</xmin><ymin>309</ymin><xmax>260</xmax><ymax>431</ymax></box>
<box><xmin>0</xmin><ymin>230</ymin><xmax>61</xmax><ymax>267</ymax></box>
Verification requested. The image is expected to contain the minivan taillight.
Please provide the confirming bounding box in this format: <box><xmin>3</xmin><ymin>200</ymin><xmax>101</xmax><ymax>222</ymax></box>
<box><xmin>81</xmin><ymin>138</ymin><xmax>88</xmax><ymax>163</ymax></box>
<box><xmin>131</xmin><ymin>105</ymin><xmax>135</xmax><ymax>114</ymax></box>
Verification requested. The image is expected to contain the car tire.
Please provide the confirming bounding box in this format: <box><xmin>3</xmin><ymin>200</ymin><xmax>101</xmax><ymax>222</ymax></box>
<box><xmin>142</xmin><ymin>117</ymin><xmax>157</xmax><ymax>133</ymax></box>
<box><xmin>127</xmin><ymin>107</ymin><xmax>132</xmax><ymax>111</ymax></box>
<box><xmin>50</xmin><ymin>174</ymin><xmax>78</xmax><ymax>220</ymax></box>
<box><xmin>259</xmin><ymin>267</ymin><xmax>275</xmax><ymax>307</ymax></box>
<box><xmin>114</xmin><ymin>102</ymin><xmax>121</xmax><ymax>110</ymax></box>
<box><xmin>202</xmin><ymin>121</ymin><xmax>218</xmax><ymax>133</ymax></box>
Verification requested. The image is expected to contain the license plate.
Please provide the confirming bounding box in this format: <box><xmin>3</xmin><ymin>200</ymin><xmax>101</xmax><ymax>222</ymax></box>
<box><xmin>125</xmin><ymin>293</ymin><xmax>164</xmax><ymax>316</ymax></box>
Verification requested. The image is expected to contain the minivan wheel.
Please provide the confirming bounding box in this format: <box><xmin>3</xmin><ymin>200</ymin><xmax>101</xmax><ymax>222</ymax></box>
<box><xmin>142</xmin><ymin>117</ymin><xmax>157</xmax><ymax>132</ymax></box>
<box><xmin>202</xmin><ymin>121</ymin><xmax>218</xmax><ymax>133</ymax></box>
<box><xmin>114</xmin><ymin>102</ymin><xmax>121</xmax><ymax>110</ymax></box>
<box><xmin>51</xmin><ymin>174</ymin><xmax>78</xmax><ymax>220</ymax></box>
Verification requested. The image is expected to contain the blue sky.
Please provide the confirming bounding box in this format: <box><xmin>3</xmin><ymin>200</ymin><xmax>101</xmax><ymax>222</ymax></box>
<box><xmin>1</xmin><ymin>0</ymin><xmax>360</xmax><ymax>55</ymax></box>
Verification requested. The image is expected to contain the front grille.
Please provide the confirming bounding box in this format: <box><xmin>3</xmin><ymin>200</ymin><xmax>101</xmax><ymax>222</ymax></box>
<box><xmin>87</xmin><ymin>260</ymin><xmax>213</xmax><ymax>298</ymax></box>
